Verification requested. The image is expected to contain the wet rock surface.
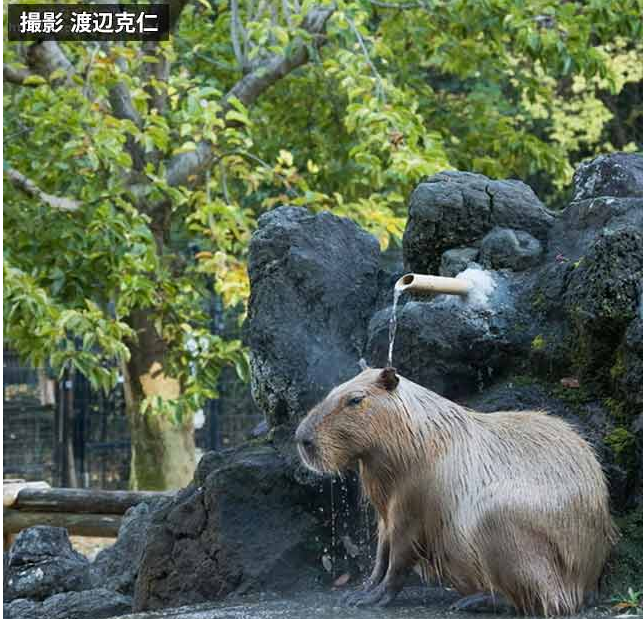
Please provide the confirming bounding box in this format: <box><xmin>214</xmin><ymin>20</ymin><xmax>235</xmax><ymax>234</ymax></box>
<box><xmin>120</xmin><ymin>587</ymin><xmax>613</xmax><ymax>619</ymax></box>
<box><xmin>133</xmin><ymin>443</ymin><xmax>370</xmax><ymax>612</ymax></box>
<box><xmin>366</xmin><ymin>274</ymin><xmax>523</xmax><ymax>398</ymax></box>
<box><xmin>245</xmin><ymin>206</ymin><xmax>380</xmax><ymax>427</ymax></box>
<box><xmin>90</xmin><ymin>502</ymin><xmax>158</xmax><ymax>596</ymax></box>
<box><xmin>3</xmin><ymin>588</ymin><xmax>132</xmax><ymax>619</ymax></box>
<box><xmin>3</xmin><ymin>526</ymin><xmax>91</xmax><ymax>602</ymax></box>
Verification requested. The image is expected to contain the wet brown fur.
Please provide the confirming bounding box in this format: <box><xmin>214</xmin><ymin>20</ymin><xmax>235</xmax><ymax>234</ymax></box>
<box><xmin>296</xmin><ymin>368</ymin><xmax>617</xmax><ymax>615</ymax></box>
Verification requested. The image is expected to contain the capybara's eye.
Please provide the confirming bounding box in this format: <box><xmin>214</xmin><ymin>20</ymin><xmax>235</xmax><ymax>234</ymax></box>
<box><xmin>348</xmin><ymin>395</ymin><xmax>364</xmax><ymax>406</ymax></box>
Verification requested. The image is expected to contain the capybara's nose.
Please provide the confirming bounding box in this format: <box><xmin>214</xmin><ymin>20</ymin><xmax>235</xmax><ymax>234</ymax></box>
<box><xmin>295</xmin><ymin>422</ymin><xmax>308</xmax><ymax>444</ymax></box>
<box><xmin>299</xmin><ymin>437</ymin><xmax>316</xmax><ymax>461</ymax></box>
<box><xmin>295</xmin><ymin>424</ymin><xmax>316</xmax><ymax>458</ymax></box>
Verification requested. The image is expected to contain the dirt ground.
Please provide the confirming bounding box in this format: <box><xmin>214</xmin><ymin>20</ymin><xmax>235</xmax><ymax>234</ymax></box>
<box><xmin>70</xmin><ymin>535</ymin><xmax>115</xmax><ymax>561</ymax></box>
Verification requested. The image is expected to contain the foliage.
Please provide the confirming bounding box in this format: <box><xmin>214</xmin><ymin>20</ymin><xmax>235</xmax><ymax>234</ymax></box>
<box><xmin>4</xmin><ymin>0</ymin><xmax>643</xmax><ymax>428</ymax></box>
<box><xmin>611</xmin><ymin>588</ymin><xmax>643</xmax><ymax>616</ymax></box>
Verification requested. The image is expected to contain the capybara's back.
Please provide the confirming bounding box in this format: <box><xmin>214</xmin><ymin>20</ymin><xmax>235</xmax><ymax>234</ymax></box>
<box><xmin>436</xmin><ymin>408</ymin><xmax>617</xmax><ymax>615</ymax></box>
<box><xmin>296</xmin><ymin>368</ymin><xmax>618</xmax><ymax>615</ymax></box>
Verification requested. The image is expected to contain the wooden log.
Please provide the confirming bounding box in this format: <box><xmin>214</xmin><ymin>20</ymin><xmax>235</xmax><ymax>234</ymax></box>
<box><xmin>12</xmin><ymin>487</ymin><xmax>167</xmax><ymax>515</ymax></box>
<box><xmin>3</xmin><ymin>508</ymin><xmax>122</xmax><ymax>537</ymax></box>
<box><xmin>4</xmin><ymin>481</ymin><xmax>51</xmax><ymax>507</ymax></box>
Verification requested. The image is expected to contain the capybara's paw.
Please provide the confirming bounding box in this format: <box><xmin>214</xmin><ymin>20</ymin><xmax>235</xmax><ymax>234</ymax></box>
<box><xmin>342</xmin><ymin>587</ymin><xmax>371</xmax><ymax>606</ymax></box>
<box><xmin>450</xmin><ymin>592</ymin><xmax>506</xmax><ymax>613</ymax></box>
<box><xmin>350</xmin><ymin>582</ymin><xmax>398</xmax><ymax>607</ymax></box>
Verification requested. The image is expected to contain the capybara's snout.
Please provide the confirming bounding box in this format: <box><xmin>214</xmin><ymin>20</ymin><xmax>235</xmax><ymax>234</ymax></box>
<box><xmin>295</xmin><ymin>418</ymin><xmax>319</xmax><ymax>471</ymax></box>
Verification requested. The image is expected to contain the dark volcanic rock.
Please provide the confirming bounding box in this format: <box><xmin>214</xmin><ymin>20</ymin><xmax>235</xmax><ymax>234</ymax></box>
<box><xmin>633</xmin><ymin>413</ymin><xmax>643</xmax><ymax>507</ymax></box>
<box><xmin>439</xmin><ymin>247</ymin><xmax>479</xmax><ymax>277</ymax></box>
<box><xmin>246</xmin><ymin>206</ymin><xmax>380</xmax><ymax>427</ymax></box>
<box><xmin>563</xmin><ymin>228</ymin><xmax>643</xmax><ymax>393</ymax></box>
<box><xmin>564</xmin><ymin>228</ymin><xmax>643</xmax><ymax>328</ymax></box>
<box><xmin>619</xmin><ymin>318</ymin><xmax>643</xmax><ymax>407</ymax></box>
<box><xmin>366</xmin><ymin>272</ymin><xmax>527</xmax><ymax>398</ymax></box>
<box><xmin>479</xmin><ymin>227</ymin><xmax>543</xmax><ymax>271</ymax></box>
<box><xmin>3</xmin><ymin>526</ymin><xmax>90</xmax><ymax>602</ymax></box>
<box><xmin>402</xmin><ymin>171</ymin><xmax>554</xmax><ymax>273</ymax></box>
<box><xmin>571</xmin><ymin>152</ymin><xmax>643</xmax><ymax>201</ymax></box>
<box><xmin>3</xmin><ymin>588</ymin><xmax>132</xmax><ymax>619</ymax></box>
<box><xmin>134</xmin><ymin>443</ymin><xmax>367</xmax><ymax>612</ymax></box>
<box><xmin>91</xmin><ymin>501</ymin><xmax>161</xmax><ymax>596</ymax></box>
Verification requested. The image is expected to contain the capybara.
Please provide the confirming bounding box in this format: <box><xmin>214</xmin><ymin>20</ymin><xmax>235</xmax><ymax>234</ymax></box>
<box><xmin>295</xmin><ymin>367</ymin><xmax>617</xmax><ymax>615</ymax></box>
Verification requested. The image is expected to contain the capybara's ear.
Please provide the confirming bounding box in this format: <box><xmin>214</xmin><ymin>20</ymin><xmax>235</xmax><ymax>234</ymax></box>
<box><xmin>377</xmin><ymin>367</ymin><xmax>399</xmax><ymax>391</ymax></box>
<box><xmin>358</xmin><ymin>358</ymin><xmax>369</xmax><ymax>371</ymax></box>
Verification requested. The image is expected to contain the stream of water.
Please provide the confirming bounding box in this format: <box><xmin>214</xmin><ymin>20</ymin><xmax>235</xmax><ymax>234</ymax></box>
<box><xmin>387</xmin><ymin>287</ymin><xmax>402</xmax><ymax>367</ymax></box>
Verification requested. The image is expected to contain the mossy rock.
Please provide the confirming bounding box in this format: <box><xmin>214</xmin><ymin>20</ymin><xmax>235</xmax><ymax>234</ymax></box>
<box><xmin>604</xmin><ymin>507</ymin><xmax>643</xmax><ymax>600</ymax></box>
<box><xmin>566</xmin><ymin>228</ymin><xmax>643</xmax><ymax>327</ymax></box>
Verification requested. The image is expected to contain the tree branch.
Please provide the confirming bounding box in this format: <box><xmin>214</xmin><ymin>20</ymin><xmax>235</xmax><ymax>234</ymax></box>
<box><xmin>142</xmin><ymin>0</ymin><xmax>191</xmax><ymax>114</ymax></box>
<box><xmin>230</xmin><ymin>0</ymin><xmax>248</xmax><ymax>71</ymax></box>
<box><xmin>346</xmin><ymin>16</ymin><xmax>387</xmax><ymax>103</ymax></box>
<box><xmin>5</xmin><ymin>167</ymin><xmax>81</xmax><ymax>212</ymax></box>
<box><xmin>27</xmin><ymin>41</ymin><xmax>75</xmax><ymax>82</ymax></box>
<box><xmin>5</xmin><ymin>41</ymin><xmax>75</xmax><ymax>86</ymax></box>
<box><xmin>165</xmin><ymin>4</ymin><xmax>335</xmax><ymax>187</ymax></box>
<box><xmin>367</xmin><ymin>0</ymin><xmax>426</xmax><ymax>8</ymax></box>
<box><xmin>3</xmin><ymin>64</ymin><xmax>37</xmax><ymax>86</ymax></box>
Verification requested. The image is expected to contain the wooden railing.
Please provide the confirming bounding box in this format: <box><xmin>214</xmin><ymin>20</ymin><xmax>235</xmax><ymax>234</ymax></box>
<box><xmin>3</xmin><ymin>480</ymin><xmax>169</xmax><ymax>548</ymax></box>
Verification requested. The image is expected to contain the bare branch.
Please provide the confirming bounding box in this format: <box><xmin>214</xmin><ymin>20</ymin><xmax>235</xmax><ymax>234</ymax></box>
<box><xmin>165</xmin><ymin>4</ymin><xmax>335</xmax><ymax>187</ymax></box>
<box><xmin>5</xmin><ymin>167</ymin><xmax>81</xmax><ymax>212</ymax></box>
<box><xmin>346</xmin><ymin>16</ymin><xmax>387</xmax><ymax>103</ymax></box>
<box><xmin>230</xmin><ymin>0</ymin><xmax>247</xmax><ymax>70</ymax></box>
<box><xmin>3</xmin><ymin>64</ymin><xmax>36</xmax><ymax>85</ymax></box>
<box><xmin>225</xmin><ymin>4</ymin><xmax>334</xmax><ymax>107</ymax></box>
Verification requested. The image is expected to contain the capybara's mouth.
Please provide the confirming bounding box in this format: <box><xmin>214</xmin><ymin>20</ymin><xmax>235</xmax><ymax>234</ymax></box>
<box><xmin>297</xmin><ymin>441</ymin><xmax>324</xmax><ymax>474</ymax></box>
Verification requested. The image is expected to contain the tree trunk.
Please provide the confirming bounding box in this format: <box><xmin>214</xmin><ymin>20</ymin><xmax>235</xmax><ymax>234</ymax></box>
<box><xmin>123</xmin><ymin>309</ymin><xmax>195</xmax><ymax>491</ymax></box>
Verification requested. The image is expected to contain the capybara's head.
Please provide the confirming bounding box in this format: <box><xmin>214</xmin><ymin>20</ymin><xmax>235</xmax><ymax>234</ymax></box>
<box><xmin>295</xmin><ymin>366</ymin><xmax>399</xmax><ymax>474</ymax></box>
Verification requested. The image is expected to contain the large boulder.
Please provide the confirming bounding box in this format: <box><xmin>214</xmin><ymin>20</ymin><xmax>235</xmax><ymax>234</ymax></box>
<box><xmin>90</xmin><ymin>501</ymin><xmax>158</xmax><ymax>596</ymax></box>
<box><xmin>479</xmin><ymin>227</ymin><xmax>543</xmax><ymax>271</ymax></box>
<box><xmin>402</xmin><ymin>171</ymin><xmax>554</xmax><ymax>274</ymax></box>
<box><xmin>571</xmin><ymin>152</ymin><xmax>643</xmax><ymax>201</ymax></box>
<box><xmin>246</xmin><ymin>207</ymin><xmax>380</xmax><ymax>427</ymax></box>
<box><xmin>3</xmin><ymin>588</ymin><xmax>132</xmax><ymax>619</ymax></box>
<box><xmin>439</xmin><ymin>247</ymin><xmax>479</xmax><ymax>277</ymax></box>
<box><xmin>3</xmin><ymin>526</ymin><xmax>90</xmax><ymax>602</ymax></box>
<box><xmin>366</xmin><ymin>270</ymin><xmax>527</xmax><ymax>397</ymax></box>
<box><xmin>563</xmin><ymin>228</ymin><xmax>643</xmax><ymax>386</ymax></box>
<box><xmin>133</xmin><ymin>443</ymin><xmax>370</xmax><ymax>612</ymax></box>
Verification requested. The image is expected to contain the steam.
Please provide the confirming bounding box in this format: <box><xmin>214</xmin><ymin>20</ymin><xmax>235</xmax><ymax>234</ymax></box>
<box><xmin>456</xmin><ymin>267</ymin><xmax>497</xmax><ymax>308</ymax></box>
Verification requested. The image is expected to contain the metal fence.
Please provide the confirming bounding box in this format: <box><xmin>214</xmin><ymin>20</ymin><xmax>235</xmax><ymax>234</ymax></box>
<box><xmin>3</xmin><ymin>348</ymin><xmax>262</xmax><ymax>489</ymax></box>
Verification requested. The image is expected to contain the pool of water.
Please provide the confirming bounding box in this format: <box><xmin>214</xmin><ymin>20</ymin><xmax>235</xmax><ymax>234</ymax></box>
<box><xmin>121</xmin><ymin>586</ymin><xmax>613</xmax><ymax>619</ymax></box>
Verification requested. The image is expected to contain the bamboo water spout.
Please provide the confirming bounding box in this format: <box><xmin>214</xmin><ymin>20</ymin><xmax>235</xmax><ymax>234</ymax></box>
<box><xmin>394</xmin><ymin>273</ymin><xmax>471</xmax><ymax>297</ymax></box>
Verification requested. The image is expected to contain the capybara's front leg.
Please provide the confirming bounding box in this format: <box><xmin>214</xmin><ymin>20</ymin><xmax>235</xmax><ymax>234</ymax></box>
<box><xmin>350</xmin><ymin>533</ymin><xmax>416</xmax><ymax>607</ymax></box>
<box><xmin>343</xmin><ymin>520</ymin><xmax>390</xmax><ymax>605</ymax></box>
